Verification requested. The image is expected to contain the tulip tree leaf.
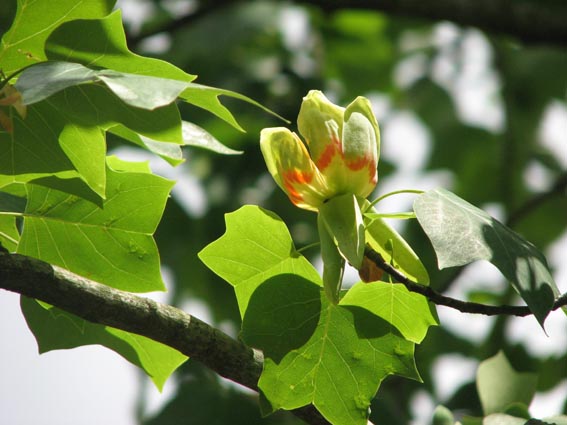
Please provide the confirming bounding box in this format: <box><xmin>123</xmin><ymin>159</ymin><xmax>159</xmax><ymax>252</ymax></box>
<box><xmin>250</xmin><ymin>292</ymin><xmax>420</xmax><ymax>425</ymax></box>
<box><xmin>318</xmin><ymin>212</ymin><xmax>345</xmax><ymax>304</ymax></box>
<box><xmin>364</xmin><ymin>214</ymin><xmax>430</xmax><ymax>285</ymax></box>
<box><xmin>21</xmin><ymin>297</ymin><xmax>187</xmax><ymax>390</ymax></box>
<box><xmin>0</xmin><ymin>215</ymin><xmax>19</xmax><ymax>252</ymax></box>
<box><xmin>414</xmin><ymin>188</ymin><xmax>559</xmax><ymax>326</ymax></box>
<box><xmin>181</xmin><ymin>121</ymin><xmax>243</xmax><ymax>155</ymax></box>
<box><xmin>319</xmin><ymin>193</ymin><xmax>365</xmax><ymax>269</ymax></box>
<box><xmin>44</xmin><ymin>10</ymin><xmax>194</xmax><ymax>82</ymax></box>
<box><xmin>17</xmin><ymin>159</ymin><xmax>174</xmax><ymax>292</ymax></box>
<box><xmin>477</xmin><ymin>352</ymin><xmax>537</xmax><ymax>415</ymax></box>
<box><xmin>16</xmin><ymin>61</ymin><xmax>192</xmax><ymax>110</ymax></box>
<box><xmin>181</xmin><ymin>83</ymin><xmax>289</xmax><ymax>132</ymax></box>
<box><xmin>198</xmin><ymin>205</ymin><xmax>321</xmax><ymax>316</ymax></box>
<box><xmin>340</xmin><ymin>281</ymin><xmax>438</xmax><ymax>343</ymax></box>
<box><xmin>0</xmin><ymin>84</ymin><xmax>182</xmax><ymax>201</ymax></box>
<box><xmin>0</xmin><ymin>0</ymin><xmax>114</xmax><ymax>75</ymax></box>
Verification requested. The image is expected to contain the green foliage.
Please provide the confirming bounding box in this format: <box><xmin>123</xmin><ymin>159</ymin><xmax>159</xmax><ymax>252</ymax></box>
<box><xmin>1</xmin><ymin>0</ymin><xmax>565</xmax><ymax>424</ymax></box>
<box><xmin>0</xmin><ymin>0</ymin><xmax>281</xmax><ymax>389</ymax></box>
<box><xmin>414</xmin><ymin>189</ymin><xmax>560</xmax><ymax>326</ymax></box>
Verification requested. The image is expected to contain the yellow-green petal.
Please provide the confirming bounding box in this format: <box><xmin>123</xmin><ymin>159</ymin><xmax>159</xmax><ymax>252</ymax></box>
<box><xmin>260</xmin><ymin>127</ymin><xmax>330</xmax><ymax>211</ymax></box>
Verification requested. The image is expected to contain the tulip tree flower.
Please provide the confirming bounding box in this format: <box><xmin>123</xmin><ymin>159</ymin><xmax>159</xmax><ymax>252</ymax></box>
<box><xmin>260</xmin><ymin>90</ymin><xmax>380</xmax><ymax>212</ymax></box>
<box><xmin>260</xmin><ymin>91</ymin><xmax>381</xmax><ymax>303</ymax></box>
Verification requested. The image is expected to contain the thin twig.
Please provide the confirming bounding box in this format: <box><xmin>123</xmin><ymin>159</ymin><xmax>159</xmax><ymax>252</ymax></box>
<box><xmin>364</xmin><ymin>246</ymin><xmax>567</xmax><ymax>317</ymax></box>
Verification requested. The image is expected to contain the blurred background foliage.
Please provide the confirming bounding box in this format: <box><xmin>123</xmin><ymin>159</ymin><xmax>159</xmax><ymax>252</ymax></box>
<box><xmin>111</xmin><ymin>0</ymin><xmax>565</xmax><ymax>423</ymax></box>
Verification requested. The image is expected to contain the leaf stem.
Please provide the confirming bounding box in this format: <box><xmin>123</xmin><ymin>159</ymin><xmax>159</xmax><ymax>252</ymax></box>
<box><xmin>296</xmin><ymin>242</ymin><xmax>320</xmax><ymax>254</ymax></box>
<box><xmin>365</xmin><ymin>189</ymin><xmax>424</xmax><ymax>212</ymax></box>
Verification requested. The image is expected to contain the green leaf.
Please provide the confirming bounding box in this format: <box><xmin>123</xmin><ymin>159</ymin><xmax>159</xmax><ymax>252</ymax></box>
<box><xmin>198</xmin><ymin>205</ymin><xmax>321</xmax><ymax>316</ymax></box>
<box><xmin>16</xmin><ymin>61</ymin><xmax>192</xmax><ymax>110</ymax></box>
<box><xmin>109</xmin><ymin>125</ymin><xmax>184</xmax><ymax>166</ymax></box>
<box><xmin>181</xmin><ymin>121</ymin><xmax>243</xmax><ymax>155</ymax></box>
<box><xmin>21</xmin><ymin>297</ymin><xmax>187</xmax><ymax>390</ymax></box>
<box><xmin>44</xmin><ymin>10</ymin><xmax>195</xmax><ymax>82</ymax></box>
<box><xmin>340</xmin><ymin>281</ymin><xmax>438</xmax><ymax>343</ymax></box>
<box><xmin>364</xmin><ymin>215</ymin><xmax>430</xmax><ymax>285</ymax></box>
<box><xmin>0</xmin><ymin>0</ymin><xmax>114</xmax><ymax>75</ymax></box>
<box><xmin>181</xmin><ymin>83</ymin><xmax>289</xmax><ymax>132</ymax></box>
<box><xmin>477</xmin><ymin>351</ymin><xmax>537</xmax><ymax>415</ymax></box>
<box><xmin>318</xmin><ymin>212</ymin><xmax>344</xmax><ymax>304</ymax></box>
<box><xmin>0</xmin><ymin>84</ymin><xmax>182</xmax><ymax>200</ymax></box>
<box><xmin>17</xmin><ymin>159</ymin><xmax>174</xmax><ymax>292</ymax></box>
<box><xmin>414</xmin><ymin>188</ymin><xmax>559</xmax><ymax>326</ymax></box>
<box><xmin>250</xmin><ymin>292</ymin><xmax>420</xmax><ymax>425</ymax></box>
<box><xmin>319</xmin><ymin>193</ymin><xmax>365</xmax><ymax>269</ymax></box>
<box><xmin>0</xmin><ymin>215</ymin><xmax>19</xmax><ymax>251</ymax></box>
<box><xmin>432</xmin><ymin>405</ymin><xmax>455</xmax><ymax>425</ymax></box>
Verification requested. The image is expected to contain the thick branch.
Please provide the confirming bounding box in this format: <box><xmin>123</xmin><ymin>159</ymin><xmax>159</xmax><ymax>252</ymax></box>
<box><xmin>364</xmin><ymin>246</ymin><xmax>567</xmax><ymax>316</ymax></box>
<box><xmin>0</xmin><ymin>253</ymin><xmax>330</xmax><ymax>425</ymax></box>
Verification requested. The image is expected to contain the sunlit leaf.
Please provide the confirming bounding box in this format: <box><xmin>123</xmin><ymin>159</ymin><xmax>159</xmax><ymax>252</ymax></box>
<box><xmin>44</xmin><ymin>10</ymin><xmax>194</xmax><ymax>82</ymax></box>
<box><xmin>17</xmin><ymin>159</ymin><xmax>174</xmax><ymax>292</ymax></box>
<box><xmin>340</xmin><ymin>281</ymin><xmax>438</xmax><ymax>343</ymax></box>
<box><xmin>364</xmin><ymin>214</ymin><xmax>430</xmax><ymax>285</ymax></box>
<box><xmin>181</xmin><ymin>83</ymin><xmax>289</xmax><ymax>132</ymax></box>
<box><xmin>198</xmin><ymin>205</ymin><xmax>321</xmax><ymax>316</ymax></box>
<box><xmin>0</xmin><ymin>0</ymin><xmax>114</xmax><ymax>75</ymax></box>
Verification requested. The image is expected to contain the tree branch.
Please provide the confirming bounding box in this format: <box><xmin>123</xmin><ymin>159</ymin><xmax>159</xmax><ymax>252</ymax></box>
<box><xmin>292</xmin><ymin>0</ymin><xmax>567</xmax><ymax>46</ymax></box>
<box><xmin>127</xmin><ymin>0</ymin><xmax>567</xmax><ymax>47</ymax></box>
<box><xmin>363</xmin><ymin>246</ymin><xmax>567</xmax><ymax>317</ymax></box>
<box><xmin>0</xmin><ymin>253</ymin><xmax>330</xmax><ymax>425</ymax></box>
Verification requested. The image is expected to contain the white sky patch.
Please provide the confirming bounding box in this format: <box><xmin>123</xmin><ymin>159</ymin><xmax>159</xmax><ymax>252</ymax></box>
<box><xmin>116</xmin><ymin>0</ymin><xmax>155</xmax><ymax>34</ymax></box>
<box><xmin>409</xmin><ymin>389</ymin><xmax>436</xmax><ymax>425</ymax></box>
<box><xmin>431</xmin><ymin>354</ymin><xmax>478</xmax><ymax>401</ymax></box>
<box><xmin>539</xmin><ymin>100</ymin><xmax>567</xmax><ymax>168</ymax></box>
<box><xmin>431</xmin><ymin>25</ymin><xmax>505</xmax><ymax>133</ymax></box>
<box><xmin>0</xmin><ymin>292</ymin><xmax>138</xmax><ymax>425</ymax></box>
<box><xmin>531</xmin><ymin>380</ymin><xmax>567</xmax><ymax>418</ymax></box>
<box><xmin>524</xmin><ymin>160</ymin><xmax>555</xmax><ymax>192</ymax></box>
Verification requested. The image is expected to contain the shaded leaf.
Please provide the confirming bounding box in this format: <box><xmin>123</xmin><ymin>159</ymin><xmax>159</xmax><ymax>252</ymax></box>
<box><xmin>414</xmin><ymin>188</ymin><xmax>559</xmax><ymax>326</ymax></box>
<box><xmin>17</xmin><ymin>159</ymin><xmax>174</xmax><ymax>292</ymax></box>
<box><xmin>318</xmin><ymin>212</ymin><xmax>344</xmax><ymax>304</ymax></box>
<box><xmin>477</xmin><ymin>351</ymin><xmax>537</xmax><ymax>415</ymax></box>
<box><xmin>319</xmin><ymin>193</ymin><xmax>365</xmax><ymax>269</ymax></box>
<box><xmin>253</xmin><ymin>293</ymin><xmax>420</xmax><ymax>425</ymax></box>
<box><xmin>16</xmin><ymin>61</ymin><xmax>191</xmax><ymax>110</ymax></box>
<box><xmin>21</xmin><ymin>297</ymin><xmax>186</xmax><ymax>390</ymax></box>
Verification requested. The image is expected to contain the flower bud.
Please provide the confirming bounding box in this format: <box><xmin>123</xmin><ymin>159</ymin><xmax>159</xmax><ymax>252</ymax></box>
<box><xmin>261</xmin><ymin>90</ymin><xmax>380</xmax><ymax>211</ymax></box>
